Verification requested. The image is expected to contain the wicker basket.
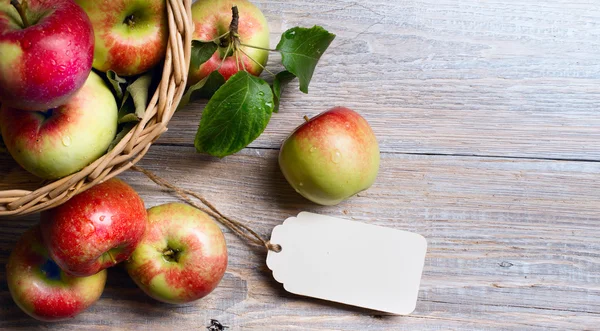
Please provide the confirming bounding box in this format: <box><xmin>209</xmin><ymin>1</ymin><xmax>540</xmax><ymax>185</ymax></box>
<box><xmin>0</xmin><ymin>0</ymin><xmax>192</xmax><ymax>217</ymax></box>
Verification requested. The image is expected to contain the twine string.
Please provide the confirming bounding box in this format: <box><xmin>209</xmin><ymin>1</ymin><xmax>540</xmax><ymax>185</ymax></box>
<box><xmin>131</xmin><ymin>165</ymin><xmax>281</xmax><ymax>252</ymax></box>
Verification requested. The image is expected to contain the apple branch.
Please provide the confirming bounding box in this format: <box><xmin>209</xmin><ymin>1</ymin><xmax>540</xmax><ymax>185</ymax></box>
<box><xmin>10</xmin><ymin>0</ymin><xmax>30</xmax><ymax>28</ymax></box>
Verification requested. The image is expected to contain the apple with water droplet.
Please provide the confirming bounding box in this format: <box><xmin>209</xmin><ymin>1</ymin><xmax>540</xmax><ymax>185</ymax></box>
<box><xmin>0</xmin><ymin>0</ymin><xmax>94</xmax><ymax>110</ymax></box>
<box><xmin>6</xmin><ymin>225</ymin><xmax>107</xmax><ymax>321</ymax></box>
<box><xmin>0</xmin><ymin>71</ymin><xmax>118</xmax><ymax>179</ymax></box>
<box><xmin>279</xmin><ymin>107</ymin><xmax>380</xmax><ymax>205</ymax></box>
<box><xmin>125</xmin><ymin>203</ymin><xmax>228</xmax><ymax>304</ymax></box>
<box><xmin>74</xmin><ymin>0</ymin><xmax>168</xmax><ymax>76</ymax></box>
<box><xmin>40</xmin><ymin>178</ymin><xmax>148</xmax><ymax>277</ymax></box>
<box><xmin>188</xmin><ymin>0</ymin><xmax>270</xmax><ymax>84</ymax></box>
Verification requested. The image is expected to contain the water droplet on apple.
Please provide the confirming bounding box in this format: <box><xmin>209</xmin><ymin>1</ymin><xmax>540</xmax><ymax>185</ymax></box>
<box><xmin>99</xmin><ymin>215</ymin><xmax>105</xmax><ymax>222</ymax></box>
<box><xmin>299</xmin><ymin>182</ymin><xmax>304</xmax><ymax>187</ymax></box>
<box><xmin>51</xmin><ymin>59</ymin><xmax>57</xmax><ymax>66</ymax></box>
<box><xmin>58</xmin><ymin>65</ymin><xmax>66</xmax><ymax>72</ymax></box>
<box><xmin>309</xmin><ymin>146</ymin><xmax>317</xmax><ymax>153</ymax></box>
<box><xmin>331</xmin><ymin>150</ymin><xmax>342</xmax><ymax>163</ymax></box>
<box><xmin>61</xmin><ymin>136</ymin><xmax>71</xmax><ymax>146</ymax></box>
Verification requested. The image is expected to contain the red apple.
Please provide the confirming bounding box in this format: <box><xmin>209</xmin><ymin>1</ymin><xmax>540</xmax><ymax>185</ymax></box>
<box><xmin>188</xmin><ymin>0</ymin><xmax>270</xmax><ymax>84</ymax></box>
<box><xmin>74</xmin><ymin>0</ymin><xmax>168</xmax><ymax>76</ymax></box>
<box><xmin>0</xmin><ymin>71</ymin><xmax>118</xmax><ymax>179</ymax></box>
<box><xmin>0</xmin><ymin>0</ymin><xmax>94</xmax><ymax>110</ymax></box>
<box><xmin>125</xmin><ymin>203</ymin><xmax>228</xmax><ymax>304</ymax></box>
<box><xmin>279</xmin><ymin>107</ymin><xmax>380</xmax><ymax>205</ymax></box>
<box><xmin>40</xmin><ymin>178</ymin><xmax>147</xmax><ymax>277</ymax></box>
<box><xmin>6</xmin><ymin>225</ymin><xmax>107</xmax><ymax>322</ymax></box>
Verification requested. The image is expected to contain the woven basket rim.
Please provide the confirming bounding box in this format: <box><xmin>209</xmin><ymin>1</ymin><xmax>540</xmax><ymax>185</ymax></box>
<box><xmin>0</xmin><ymin>0</ymin><xmax>192</xmax><ymax>217</ymax></box>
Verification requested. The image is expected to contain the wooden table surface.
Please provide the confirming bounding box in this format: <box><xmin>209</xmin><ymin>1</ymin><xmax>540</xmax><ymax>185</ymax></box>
<box><xmin>1</xmin><ymin>0</ymin><xmax>600</xmax><ymax>330</ymax></box>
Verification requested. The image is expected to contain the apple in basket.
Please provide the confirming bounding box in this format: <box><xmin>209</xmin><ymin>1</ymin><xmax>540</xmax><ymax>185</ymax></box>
<box><xmin>279</xmin><ymin>107</ymin><xmax>380</xmax><ymax>206</ymax></box>
<box><xmin>40</xmin><ymin>178</ymin><xmax>148</xmax><ymax>277</ymax></box>
<box><xmin>125</xmin><ymin>203</ymin><xmax>228</xmax><ymax>304</ymax></box>
<box><xmin>0</xmin><ymin>0</ymin><xmax>94</xmax><ymax>110</ymax></box>
<box><xmin>188</xmin><ymin>0</ymin><xmax>270</xmax><ymax>84</ymax></box>
<box><xmin>6</xmin><ymin>225</ymin><xmax>107</xmax><ymax>321</ymax></box>
<box><xmin>75</xmin><ymin>0</ymin><xmax>168</xmax><ymax>76</ymax></box>
<box><xmin>0</xmin><ymin>71</ymin><xmax>118</xmax><ymax>180</ymax></box>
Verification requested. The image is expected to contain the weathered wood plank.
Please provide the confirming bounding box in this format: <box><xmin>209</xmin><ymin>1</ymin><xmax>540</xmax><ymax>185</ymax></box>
<box><xmin>1</xmin><ymin>146</ymin><xmax>599</xmax><ymax>330</ymax></box>
<box><xmin>161</xmin><ymin>0</ymin><xmax>600</xmax><ymax>160</ymax></box>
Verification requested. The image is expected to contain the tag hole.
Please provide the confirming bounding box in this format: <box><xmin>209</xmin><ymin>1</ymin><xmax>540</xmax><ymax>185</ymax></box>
<box><xmin>271</xmin><ymin>244</ymin><xmax>282</xmax><ymax>253</ymax></box>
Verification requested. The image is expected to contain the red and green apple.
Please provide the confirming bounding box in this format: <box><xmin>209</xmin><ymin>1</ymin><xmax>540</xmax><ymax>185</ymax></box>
<box><xmin>0</xmin><ymin>0</ymin><xmax>94</xmax><ymax>110</ymax></box>
<box><xmin>6</xmin><ymin>225</ymin><xmax>107</xmax><ymax>322</ymax></box>
<box><xmin>188</xmin><ymin>0</ymin><xmax>270</xmax><ymax>84</ymax></box>
<box><xmin>0</xmin><ymin>71</ymin><xmax>118</xmax><ymax>179</ymax></box>
<box><xmin>279</xmin><ymin>107</ymin><xmax>380</xmax><ymax>205</ymax></box>
<box><xmin>74</xmin><ymin>0</ymin><xmax>168</xmax><ymax>76</ymax></box>
<box><xmin>125</xmin><ymin>203</ymin><xmax>228</xmax><ymax>304</ymax></box>
<box><xmin>40</xmin><ymin>178</ymin><xmax>148</xmax><ymax>277</ymax></box>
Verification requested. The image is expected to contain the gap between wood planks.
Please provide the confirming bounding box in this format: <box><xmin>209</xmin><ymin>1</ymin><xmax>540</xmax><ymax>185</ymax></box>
<box><xmin>152</xmin><ymin>142</ymin><xmax>600</xmax><ymax>164</ymax></box>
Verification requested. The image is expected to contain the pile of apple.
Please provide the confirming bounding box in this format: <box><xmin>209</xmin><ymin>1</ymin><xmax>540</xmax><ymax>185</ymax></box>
<box><xmin>0</xmin><ymin>0</ymin><xmax>172</xmax><ymax>179</ymax></box>
<box><xmin>7</xmin><ymin>178</ymin><xmax>227</xmax><ymax>321</ymax></box>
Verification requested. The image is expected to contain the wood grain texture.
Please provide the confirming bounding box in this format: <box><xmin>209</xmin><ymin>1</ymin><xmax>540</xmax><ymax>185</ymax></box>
<box><xmin>162</xmin><ymin>0</ymin><xmax>600</xmax><ymax>160</ymax></box>
<box><xmin>1</xmin><ymin>0</ymin><xmax>599</xmax><ymax>330</ymax></box>
<box><xmin>2</xmin><ymin>147</ymin><xmax>600</xmax><ymax>330</ymax></box>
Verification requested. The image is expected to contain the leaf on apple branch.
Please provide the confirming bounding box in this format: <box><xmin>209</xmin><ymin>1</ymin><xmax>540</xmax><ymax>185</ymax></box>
<box><xmin>194</xmin><ymin>71</ymin><xmax>274</xmax><ymax>157</ymax></box>
<box><xmin>181</xmin><ymin>22</ymin><xmax>335</xmax><ymax>157</ymax></box>
<box><xmin>276</xmin><ymin>26</ymin><xmax>336</xmax><ymax>93</ymax></box>
<box><xmin>178</xmin><ymin>71</ymin><xmax>225</xmax><ymax>110</ymax></box>
<box><xmin>271</xmin><ymin>71</ymin><xmax>296</xmax><ymax>113</ymax></box>
<box><xmin>105</xmin><ymin>70</ymin><xmax>127</xmax><ymax>100</ymax></box>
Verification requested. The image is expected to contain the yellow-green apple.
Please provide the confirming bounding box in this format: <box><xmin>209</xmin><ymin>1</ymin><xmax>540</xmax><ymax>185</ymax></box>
<box><xmin>279</xmin><ymin>107</ymin><xmax>380</xmax><ymax>206</ymax></box>
<box><xmin>6</xmin><ymin>225</ymin><xmax>107</xmax><ymax>322</ymax></box>
<box><xmin>40</xmin><ymin>178</ymin><xmax>148</xmax><ymax>277</ymax></box>
<box><xmin>125</xmin><ymin>203</ymin><xmax>228</xmax><ymax>304</ymax></box>
<box><xmin>0</xmin><ymin>71</ymin><xmax>117</xmax><ymax>179</ymax></box>
<box><xmin>188</xmin><ymin>0</ymin><xmax>270</xmax><ymax>85</ymax></box>
<box><xmin>0</xmin><ymin>0</ymin><xmax>94</xmax><ymax>111</ymax></box>
<box><xmin>75</xmin><ymin>0</ymin><xmax>168</xmax><ymax>76</ymax></box>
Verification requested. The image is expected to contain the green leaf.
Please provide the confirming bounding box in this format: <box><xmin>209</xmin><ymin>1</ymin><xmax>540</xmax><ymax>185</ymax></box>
<box><xmin>108</xmin><ymin>123</ymin><xmax>136</xmax><ymax>152</ymax></box>
<box><xmin>106</xmin><ymin>70</ymin><xmax>127</xmax><ymax>99</ymax></box>
<box><xmin>271</xmin><ymin>71</ymin><xmax>296</xmax><ymax>113</ymax></box>
<box><xmin>190</xmin><ymin>40</ymin><xmax>218</xmax><ymax>73</ymax></box>
<box><xmin>178</xmin><ymin>71</ymin><xmax>226</xmax><ymax>110</ymax></box>
<box><xmin>126</xmin><ymin>72</ymin><xmax>152</xmax><ymax>119</ymax></box>
<box><xmin>194</xmin><ymin>71</ymin><xmax>274</xmax><ymax>157</ymax></box>
<box><xmin>276</xmin><ymin>26</ymin><xmax>336</xmax><ymax>93</ymax></box>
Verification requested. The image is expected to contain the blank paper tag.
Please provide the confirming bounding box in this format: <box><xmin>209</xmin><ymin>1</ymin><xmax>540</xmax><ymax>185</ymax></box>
<box><xmin>266</xmin><ymin>212</ymin><xmax>427</xmax><ymax>315</ymax></box>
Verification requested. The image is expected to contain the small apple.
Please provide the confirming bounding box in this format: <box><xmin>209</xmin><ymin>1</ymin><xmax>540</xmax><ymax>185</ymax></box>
<box><xmin>6</xmin><ymin>225</ymin><xmax>107</xmax><ymax>322</ymax></box>
<box><xmin>188</xmin><ymin>0</ymin><xmax>270</xmax><ymax>85</ymax></box>
<box><xmin>74</xmin><ymin>0</ymin><xmax>168</xmax><ymax>76</ymax></box>
<box><xmin>125</xmin><ymin>203</ymin><xmax>228</xmax><ymax>304</ymax></box>
<box><xmin>0</xmin><ymin>0</ymin><xmax>94</xmax><ymax>110</ymax></box>
<box><xmin>40</xmin><ymin>178</ymin><xmax>148</xmax><ymax>277</ymax></box>
<box><xmin>279</xmin><ymin>107</ymin><xmax>380</xmax><ymax>206</ymax></box>
<box><xmin>0</xmin><ymin>71</ymin><xmax>118</xmax><ymax>179</ymax></box>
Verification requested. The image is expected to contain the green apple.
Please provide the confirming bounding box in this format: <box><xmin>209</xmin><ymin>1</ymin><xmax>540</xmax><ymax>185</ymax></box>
<box><xmin>75</xmin><ymin>0</ymin><xmax>168</xmax><ymax>76</ymax></box>
<box><xmin>0</xmin><ymin>71</ymin><xmax>118</xmax><ymax>179</ymax></box>
<box><xmin>125</xmin><ymin>203</ymin><xmax>228</xmax><ymax>304</ymax></box>
<box><xmin>188</xmin><ymin>0</ymin><xmax>270</xmax><ymax>84</ymax></box>
<box><xmin>279</xmin><ymin>107</ymin><xmax>380</xmax><ymax>205</ymax></box>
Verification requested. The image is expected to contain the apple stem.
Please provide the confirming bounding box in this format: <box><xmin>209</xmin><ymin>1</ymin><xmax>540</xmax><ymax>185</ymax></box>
<box><xmin>303</xmin><ymin>115</ymin><xmax>310</xmax><ymax>122</ymax></box>
<box><xmin>229</xmin><ymin>6</ymin><xmax>239</xmax><ymax>36</ymax></box>
<box><xmin>124</xmin><ymin>14</ymin><xmax>136</xmax><ymax>28</ymax></box>
<box><xmin>107</xmin><ymin>251</ymin><xmax>117</xmax><ymax>265</ymax></box>
<box><xmin>10</xmin><ymin>0</ymin><xmax>30</xmax><ymax>28</ymax></box>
